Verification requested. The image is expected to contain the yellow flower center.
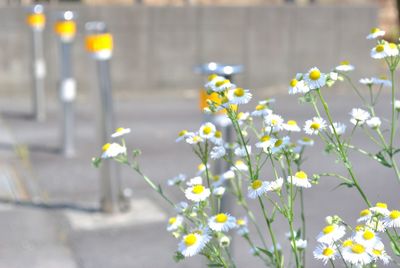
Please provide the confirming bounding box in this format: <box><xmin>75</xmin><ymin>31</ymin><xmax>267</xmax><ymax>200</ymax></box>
<box><xmin>322</xmin><ymin>247</ymin><xmax>334</xmax><ymax>257</ymax></box>
<box><xmin>372</xmin><ymin>249</ymin><xmax>382</xmax><ymax>256</ymax></box>
<box><xmin>287</xmin><ymin>120</ymin><xmax>297</xmax><ymax>126</ymax></box>
<box><xmin>360</xmin><ymin>209</ymin><xmax>371</xmax><ymax>217</ymax></box>
<box><xmin>208</xmin><ymin>74</ymin><xmax>218</xmax><ymax>81</ymax></box>
<box><xmin>214</xmin><ymin>130</ymin><xmax>222</xmax><ymax>138</ymax></box>
<box><xmin>309</xmin><ymin>69</ymin><xmax>321</xmax><ymax>81</ymax></box>
<box><xmin>198</xmin><ymin>163</ymin><xmax>205</xmax><ymax>171</ymax></box>
<box><xmin>203</xmin><ymin>126</ymin><xmax>213</xmax><ymax>135</ymax></box>
<box><xmin>363</xmin><ymin>230</ymin><xmax>375</xmax><ymax>240</ymax></box>
<box><xmin>251</xmin><ymin>180</ymin><xmax>262</xmax><ymax>190</ymax></box>
<box><xmin>290</xmin><ymin>79</ymin><xmax>298</xmax><ymax>87</ymax></box>
<box><xmin>192</xmin><ymin>185</ymin><xmax>204</xmax><ymax>194</ymax></box>
<box><xmin>376</xmin><ymin>202</ymin><xmax>388</xmax><ymax>209</ymax></box>
<box><xmin>212</xmin><ymin>175</ymin><xmax>220</xmax><ymax>182</ymax></box>
<box><xmin>376</xmin><ymin>44</ymin><xmax>385</xmax><ymax>53</ymax></box>
<box><xmin>215</xmin><ymin>79</ymin><xmax>230</xmax><ymax>87</ymax></box>
<box><xmin>169</xmin><ymin>217</ymin><xmax>177</xmax><ymax>225</ymax></box>
<box><xmin>178</xmin><ymin>130</ymin><xmax>187</xmax><ymax>137</ymax></box>
<box><xmin>389</xmin><ymin>43</ymin><xmax>397</xmax><ymax>49</ymax></box>
<box><xmin>370</xmin><ymin>27</ymin><xmax>379</xmax><ymax>33</ymax></box>
<box><xmin>261</xmin><ymin>135</ymin><xmax>271</xmax><ymax>142</ymax></box>
<box><xmin>310</xmin><ymin>122</ymin><xmax>320</xmax><ymax>130</ymax></box>
<box><xmin>193</xmin><ymin>136</ymin><xmax>202</xmax><ymax>142</ymax></box>
<box><xmin>302</xmin><ymin>137</ymin><xmax>311</xmax><ymax>142</ymax></box>
<box><xmin>323</xmin><ymin>225</ymin><xmax>335</xmax><ymax>234</ymax></box>
<box><xmin>115</xmin><ymin>127</ymin><xmax>125</xmax><ymax>133</ymax></box>
<box><xmin>102</xmin><ymin>143</ymin><xmax>111</xmax><ymax>152</ymax></box>
<box><xmin>390</xmin><ymin>210</ymin><xmax>400</xmax><ymax>219</ymax></box>
<box><xmin>215</xmin><ymin>213</ymin><xmax>228</xmax><ymax>223</ymax></box>
<box><xmin>237</xmin><ymin>219</ymin><xmax>246</xmax><ymax>226</ymax></box>
<box><xmin>274</xmin><ymin>139</ymin><xmax>283</xmax><ymax>147</ymax></box>
<box><xmin>295</xmin><ymin>171</ymin><xmax>308</xmax><ymax>180</ymax></box>
<box><xmin>234</xmin><ymin>88</ymin><xmax>245</xmax><ymax>97</ymax></box>
<box><xmin>271</xmin><ymin>119</ymin><xmax>278</xmax><ymax>125</ymax></box>
<box><xmin>355</xmin><ymin>225</ymin><xmax>364</xmax><ymax>232</ymax></box>
<box><xmin>256</xmin><ymin>104</ymin><xmax>266</xmax><ymax>111</ymax></box>
<box><xmin>351</xmin><ymin>244</ymin><xmax>365</xmax><ymax>254</ymax></box>
<box><xmin>340</xmin><ymin>60</ymin><xmax>350</xmax><ymax>65</ymax></box>
<box><xmin>342</xmin><ymin>239</ymin><xmax>353</xmax><ymax>247</ymax></box>
<box><xmin>379</xmin><ymin>75</ymin><xmax>388</xmax><ymax>80</ymax></box>
<box><xmin>184</xmin><ymin>234</ymin><xmax>197</xmax><ymax>246</ymax></box>
<box><xmin>235</xmin><ymin>160</ymin><xmax>245</xmax><ymax>166</ymax></box>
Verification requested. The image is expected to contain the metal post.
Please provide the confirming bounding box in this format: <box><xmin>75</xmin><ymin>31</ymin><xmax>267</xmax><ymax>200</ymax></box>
<box><xmin>85</xmin><ymin>22</ymin><xmax>129</xmax><ymax>213</ymax></box>
<box><xmin>55</xmin><ymin>11</ymin><xmax>77</xmax><ymax>157</ymax></box>
<box><xmin>27</xmin><ymin>5</ymin><xmax>46</xmax><ymax>122</ymax></box>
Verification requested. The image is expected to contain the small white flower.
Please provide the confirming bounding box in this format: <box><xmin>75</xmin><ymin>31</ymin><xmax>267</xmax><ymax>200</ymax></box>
<box><xmin>370</xmin><ymin>202</ymin><xmax>390</xmax><ymax>216</ymax></box>
<box><xmin>283</xmin><ymin>120</ymin><xmax>301</xmax><ymax>132</ymax></box>
<box><xmin>101</xmin><ymin>143</ymin><xmax>126</xmax><ymax>159</ymax></box>
<box><xmin>354</xmin><ymin>229</ymin><xmax>380</xmax><ymax>248</ymax></box>
<box><xmin>222</xmin><ymin>170</ymin><xmax>235</xmax><ymax>180</ymax></box>
<box><xmin>186</xmin><ymin>176</ymin><xmax>203</xmax><ymax>186</ymax></box>
<box><xmin>366</xmin><ymin>117</ymin><xmax>381</xmax><ymax>129</ymax></box>
<box><xmin>205</xmin><ymin>74</ymin><xmax>225</xmax><ymax>91</ymax></box>
<box><xmin>366</xmin><ymin>27</ymin><xmax>385</xmax><ymax>39</ymax></box>
<box><xmin>365</xmin><ymin>218</ymin><xmax>386</xmax><ymax>232</ymax></box>
<box><xmin>350</xmin><ymin>108</ymin><xmax>370</xmax><ymax>125</ymax></box>
<box><xmin>168</xmin><ymin>174</ymin><xmax>186</xmax><ymax>186</ymax></box>
<box><xmin>297</xmin><ymin>136</ymin><xmax>314</xmax><ymax>146</ymax></box>
<box><xmin>313</xmin><ymin>244</ymin><xmax>337</xmax><ymax>265</ymax></box>
<box><xmin>213</xmin><ymin>186</ymin><xmax>226</xmax><ymax>197</ymax></box>
<box><xmin>289</xmin><ymin>76</ymin><xmax>309</xmax><ymax>95</ymax></box>
<box><xmin>304</xmin><ymin>117</ymin><xmax>327</xmax><ymax>135</ymax></box>
<box><xmin>288</xmin><ymin>171</ymin><xmax>312</xmax><ymax>188</ymax></box>
<box><xmin>371</xmin><ymin>43</ymin><xmax>388</xmax><ymax>59</ymax></box>
<box><xmin>383</xmin><ymin>210</ymin><xmax>400</xmax><ymax>228</ymax></box>
<box><xmin>178</xmin><ymin>232</ymin><xmax>209</xmax><ymax>257</ymax></box>
<box><xmin>232</xmin><ymin>160</ymin><xmax>248</xmax><ymax>172</ymax></box>
<box><xmin>368</xmin><ymin>240</ymin><xmax>391</xmax><ymax>265</ymax></box>
<box><xmin>251</xmin><ymin>103</ymin><xmax>272</xmax><ymax>117</ymax></box>
<box><xmin>395</xmin><ymin>100</ymin><xmax>400</xmax><ymax>110</ymax></box>
<box><xmin>316</xmin><ymin>224</ymin><xmax>346</xmax><ymax>244</ymax></box>
<box><xmin>266</xmin><ymin>177</ymin><xmax>284</xmax><ymax>192</ymax></box>
<box><xmin>196</xmin><ymin>163</ymin><xmax>210</xmax><ymax>176</ymax></box>
<box><xmin>167</xmin><ymin>215</ymin><xmax>184</xmax><ymax>232</ymax></box>
<box><xmin>265</xmin><ymin>114</ymin><xmax>284</xmax><ymax>132</ymax></box>
<box><xmin>248</xmin><ymin>179</ymin><xmax>269</xmax><ymax>199</ymax></box>
<box><xmin>255</xmin><ymin>135</ymin><xmax>276</xmax><ymax>151</ymax></box>
<box><xmin>304</xmin><ymin>67</ymin><xmax>327</xmax><ymax>90</ymax></box>
<box><xmin>359</xmin><ymin>78</ymin><xmax>374</xmax><ymax>85</ymax></box>
<box><xmin>386</xmin><ymin>42</ymin><xmax>399</xmax><ymax>56</ymax></box>
<box><xmin>199</xmin><ymin>122</ymin><xmax>216</xmax><ymax>139</ymax></box>
<box><xmin>210</xmin><ymin>146</ymin><xmax>226</xmax><ymax>159</ymax></box>
<box><xmin>185</xmin><ymin>135</ymin><xmax>204</xmax><ymax>144</ymax></box>
<box><xmin>237</xmin><ymin>112</ymin><xmax>251</xmax><ymax>125</ymax></box>
<box><xmin>210</xmin><ymin>130</ymin><xmax>223</xmax><ymax>145</ymax></box>
<box><xmin>176</xmin><ymin>130</ymin><xmax>194</xmax><ymax>142</ymax></box>
<box><xmin>227</xmin><ymin>87</ymin><xmax>252</xmax><ymax>104</ymax></box>
<box><xmin>219</xmin><ymin>236</ymin><xmax>231</xmax><ymax>247</ymax></box>
<box><xmin>372</xmin><ymin>76</ymin><xmax>392</xmax><ymax>87</ymax></box>
<box><xmin>214</xmin><ymin>79</ymin><xmax>235</xmax><ymax>92</ymax></box>
<box><xmin>291</xmin><ymin>239</ymin><xmax>307</xmax><ymax>250</ymax></box>
<box><xmin>185</xmin><ymin>184</ymin><xmax>211</xmax><ymax>202</ymax></box>
<box><xmin>329</xmin><ymin>122</ymin><xmax>346</xmax><ymax>135</ymax></box>
<box><xmin>111</xmin><ymin>127</ymin><xmax>131</xmax><ymax>138</ymax></box>
<box><xmin>211</xmin><ymin>174</ymin><xmax>225</xmax><ymax>188</ymax></box>
<box><xmin>234</xmin><ymin>145</ymin><xmax>251</xmax><ymax>157</ymax></box>
<box><xmin>357</xmin><ymin>209</ymin><xmax>372</xmax><ymax>222</ymax></box>
<box><xmin>208</xmin><ymin>213</ymin><xmax>237</xmax><ymax>232</ymax></box>
<box><xmin>342</xmin><ymin>243</ymin><xmax>372</xmax><ymax>267</ymax></box>
<box><xmin>335</xmin><ymin>61</ymin><xmax>355</xmax><ymax>72</ymax></box>
<box><xmin>270</xmin><ymin>136</ymin><xmax>290</xmax><ymax>154</ymax></box>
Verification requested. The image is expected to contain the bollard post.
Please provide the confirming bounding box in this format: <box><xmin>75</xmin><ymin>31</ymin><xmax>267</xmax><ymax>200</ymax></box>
<box><xmin>55</xmin><ymin>11</ymin><xmax>77</xmax><ymax>158</ymax></box>
<box><xmin>85</xmin><ymin>21</ymin><xmax>129</xmax><ymax>213</ymax></box>
<box><xmin>27</xmin><ymin>5</ymin><xmax>46</xmax><ymax>122</ymax></box>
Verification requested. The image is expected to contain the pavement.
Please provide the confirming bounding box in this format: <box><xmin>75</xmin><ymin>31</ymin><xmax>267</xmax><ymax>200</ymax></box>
<box><xmin>0</xmin><ymin>85</ymin><xmax>399</xmax><ymax>268</ymax></box>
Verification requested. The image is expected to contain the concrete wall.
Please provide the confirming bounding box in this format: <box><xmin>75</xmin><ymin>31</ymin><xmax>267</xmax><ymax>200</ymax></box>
<box><xmin>0</xmin><ymin>5</ymin><xmax>378</xmax><ymax>96</ymax></box>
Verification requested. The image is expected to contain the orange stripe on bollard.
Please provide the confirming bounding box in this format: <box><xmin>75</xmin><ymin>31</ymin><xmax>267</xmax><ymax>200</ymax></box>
<box><xmin>199</xmin><ymin>89</ymin><xmax>237</xmax><ymax>114</ymax></box>
<box><xmin>26</xmin><ymin>13</ymin><xmax>45</xmax><ymax>28</ymax></box>
<box><xmin>85</xmin><ymin>33</ymin><xmax>113</xmax><ymax>53</ymax></box>
<box><xmin>54</xmin><ymin>21</ymin><xmax>76</xmax><ymax>37</ymax></box>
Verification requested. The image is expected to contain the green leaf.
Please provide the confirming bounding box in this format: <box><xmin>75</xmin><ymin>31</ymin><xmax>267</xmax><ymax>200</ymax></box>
<box><xmin>207</xmin><ymin>264</ymin><xmax>224</xmax><ymax>267</ymax></box>
<box><xmin>173</xmin><ymin>251</ymin><xmax>185</xmax><ymax>262</ymax></box>
<box><xmin>256</xmin><ymin>247</ymin><xmax>273</xmax><ymax>258</ymax></box>
<box><xmin>376</xmin><ymin>151</ymin><xmax>392</xmax><ymax>168</ymax></box>
<box><xmin>334</xmin><ymin>182</ymin><xmax>355</xmax><ymax>190</ymax></box>
<box><xmin>91</xmin><ymin>157</ymin><xmax>102</xmax><ymax>168</ymax></box>
<box><xmin>391</xmin><ymin>241</ymin><xmax>400</xmax><ymax>256</ymax></box>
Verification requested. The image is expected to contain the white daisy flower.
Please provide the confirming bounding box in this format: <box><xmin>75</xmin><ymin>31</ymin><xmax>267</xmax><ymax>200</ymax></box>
<box><xmin>366</xmin><ymin>27</ymin><xmax>385</xmax><ymax>39</ymax></box>
<box><xmin>232</xmin><ymin>160</ymin><xmax>248</xmax><ymax>172</ymax></box>
<box><xmin>219</xmin><ymin>236</ymin><xmax>230</xmax><ymax>247</ymax></box>
<box><xmin>316</xmin><ymin>224</ymin><xmax>346</xmax><ymax>244</ymax></box>
<box><xmin>283</xmin><ymin>120</ymin><xmax>301</xmax><ymax>132</ymax></box>
<box><xmin>236</xmin><ymin>217</ymin><xmax>249</xmax><ymax>236</ymax></box>
<box><xmin>304</xmin><ymin>117</ymin><xmax>327</xmax><ymax>135</ymax></box>
<box><xmin>313</xmin><ymin>244</ymin><xmax>337</xmax><ymax>265</ymax></box>
<box><xmin>395</xmin><ymin>100</ymin><xmax>400</xmax><ymax>111</ymax></box>
<box><xmin>370</xmin><ymin>202</ymin><xmax>390</xmax><ymax>216</ymax></box>
<box><xmin>101</xmin><ymin>143</ymin><xmax>126</xmax><ymax>159</ymax></box>
<box><xmin>383</xmin><ymin>210</ymin><xmax>400</xmax><ymax>228</ymax></box>
<box><xmin>213</xmin><ymin>186</ymin><xmax>226</xmax><ymax>197</ymax></box>
<box><xmin>234</xmin><ymin>145</ymin><xmax>251</xmax><ymax>157</ymax></box>
<box><xmin>205</xmin><ymin>74</ymin><xmax>225</xmax><ymax>91</ymax></box>
<box><xmin>335</xmin><ymin>60</ymin><xmax>355</xmax><ymax>72</ymax></box>
<box><xmin>369</xmin><ymin>240</ymin><xmax>391</xmax><ymax>265</ymax></box>
<box><xmin>289</xmin><ymin>77</ymin><xmax>309</xmax><ymax>95</ymax></box>
<box><xmin>210</xmin><ymin>146</ymin><xmax>226</xmax><ymax>159</ymax></box>
<box><xmin>248</xmin><ymin>179</ymin><xmax>269</xmax><ymax>199</ymax></box>
<box><xmin>208</xmin><ymin>213</ymin><xmax>237</xmax><ymax>232</ymax></box>
<box><xmin>365</xmin><ymin>218</ymin><xmax>386</xmax><ymax>232</ymax></box>
<box><xmin>359</xmin><ymin>78</ymin><xmax>374</xmax><ymax>85</ymax></box>
<box><xmin>167</xmin><ymin>215</ymin><xmax>184</xmax><ymax>232</ymax></box>
<box><xmin>350</xmin><ymin>108</ymin><xmax>370</xmax><ymax>125</ymax></box>
<box><xmin>329</xmin><ymin>122</ymin><xmax>347</xmax><ymax>135</ymax></box>
<box><xmin>371</xmin><ymin>43</ymin><xmax>388</xmax><ymax>59</ymax></box>
<box><xmin>342</xmin><ymin>243</ymin><xmax>372</xmax><ymax>267</ymax></box>
<box><xmin>185</xmin><ymin>184</ymin><xmax>211</xmax><ymax>202</ymax></box>
<box><xmin>357</xmin><ymin>209</ymin><xmax>372</xmax><ymax>222</ymax></box>
<box><xmin>354</xmin><ymin>229</ymin><xmax>380</xmax><ymax>248</ymax></box>
<box><xmin>270</xmin><ymin>136</ymin><xmax>290</xmax><ymax>154</ymax></box>
<box><xmin>288</xmin><ymin>171</ymin><xmax>312</xmax><ymax>188</ymax></box>
<box><xmin>386</xmin><ymin>42</ymin><xmax>399</xmax><ymax>57</ymax></box>
<box><xmin>186</xmin><ymin>176</ymin><xmax>203</xmax><ymax>186</ymax></box>
<box><xmin>178</xmin><ymin>232</ymin><xmax>208</xmax><ymax>257</ymax></box>
<box><xmin>293</xmin><ymin>239</ymin><xmax>307</xmax><ymax>250</ymax></box>
<box><xmin>185</xmin><ymin>134</ymin><xmax>203</xmax><ymax>145</ymax></box>
<box><xmin>237</xmin><ymin>112</ymin><xmax>251</xmax><ymax>125</ymax></box>
<box><xmin>266</xmin><ymin>177</ymin><xmax>284</xmax><ymax>192</ymax></box>
<box><xmin>176</xmin><ymin>130</ymin><xmax>194</xmax><ymax>142</ymax></box>
<box><xmin>211</xmin><ymin>174</ymin><xmax>225</xmax><ymax>188</ymax></box>
<box><xmin>214</xmin><ymin>79</ymin><xmax>235</xmax><ymax>92</ymax></box>
<box><xmin>167</xmin><ymin>174</ymin><xmax>186</xmax><ymax>186</ymax></box>
<box><xmin>222</xmin><ymin>170</ymin><xmax>235</xmax><ymax>180</ymax></box>
<box><xmin>304</xmin><ymin>67</ymin><xmax>327</xmax><ymax>90</ymax></box>
<box><xmin>265</xmin><ymin>113</ymin><xmax>284</xmax><ymax>132</ymax></box>
<box><xmin>372</xmin><ymin>76</ymin><xmax>392</xmax><ymax>87</ymax></box>
<box><xmin>255</xmin><ymin>135</ymin><xmax>276</xmax><ymax>151</ymax></box>
<box><xmin>251</xmin><ymin>103</ymin><xmax>272</xmax><ymax>117</ymax></box>
<box><xmin>366</xmin><ymin>117</ymin><xmax>381</xmax><ymax>129</ymax></box>
<box><xmin>298</xmin><ymin>136</ymin><xmax>314</xmax><ymax>146</ymax></box>
<box><xmin>199</xmin><ymin>122</ymin><xmax>216</xmax><ymax>139</ymax></box>
<box><xmin>196</xmin><ymin>163</ymin><xmax>209</xmax><ymax>176</ymax></box>
<box><xmin>210</xmin><ymin>130</ymin><xmax>223</xmax><ymax>145</ymax></box>
<box><xmin>227</xmin><ymin>87</ymin><xmax>252</xmax><ymax>105</ymax></box>
<box><xmin>111</xmin><ymin>127</ymin><xmax>131</xmax><ymax>138</ymax></box>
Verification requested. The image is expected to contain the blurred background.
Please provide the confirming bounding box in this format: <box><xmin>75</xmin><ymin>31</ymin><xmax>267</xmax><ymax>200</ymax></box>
<box><xmin>0</xmin><ymin>0</ymin><xmax>399</xmax><ymax>267</ymax></box>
